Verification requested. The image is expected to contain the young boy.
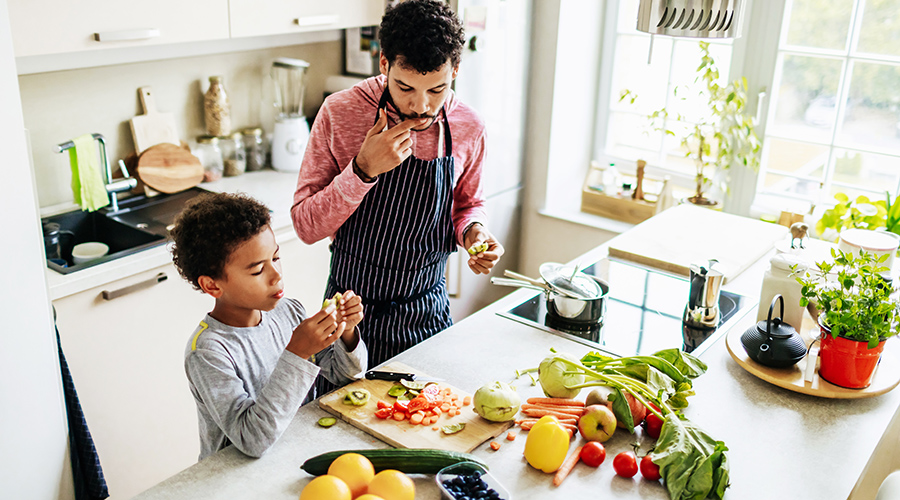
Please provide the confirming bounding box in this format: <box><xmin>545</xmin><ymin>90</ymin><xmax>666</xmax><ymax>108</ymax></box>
<box><xmin>170</xmin><ymin>192</ymin><xmax>367</xmax><ymax>460</ymax></box>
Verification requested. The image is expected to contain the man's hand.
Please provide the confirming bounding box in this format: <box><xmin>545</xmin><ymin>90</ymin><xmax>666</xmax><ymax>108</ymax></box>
<box><xmin>356</xmin><ymin>109</ymin><xmax>430</xmax><ymax>178</ymax></box>
<box><xmin>285</xmin><ymin>305</ymin><xmax>346</xmax><ymax>360</ymax></box>
<box><xmin>463</xmin><ymin>224</ymin><xmax>504</xmax><ymax>275</ymax></box>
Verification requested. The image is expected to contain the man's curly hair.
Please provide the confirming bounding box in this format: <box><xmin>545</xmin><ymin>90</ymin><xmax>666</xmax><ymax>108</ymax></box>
<box><xmin>170</xmin><ymin>192</ymin><xmax>271</xmax><ymax>291</ymax></box>
<box><xmin>379</xmin><ymin>0</ymin><xmax>465</xmax><ymax>73</ymax></box>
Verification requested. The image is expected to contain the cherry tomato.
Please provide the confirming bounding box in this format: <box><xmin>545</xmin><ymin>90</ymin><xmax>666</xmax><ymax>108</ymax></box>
<box><xmin>376</xmin><ymin>400</ymin><xmax>391</xmax><ymax>409</ymax></box>
<box><xmin>640</xmin><ymin>455</ymin><xmax>661</xmax><ymax>481</ymax></box>
<box><xmin>613</xmin><ymin>451</ymin><xmax>638</xmax><ymax>478</ymax></box>
<box><xmin>643</xmin><ymin>412</ymin><xmax>664</xmax><ymax>439</ymax></box>
<box><xmin>579</xmin><ymin>441</ymin><xmax>607</xmax><ymax>467</ymax></box>
<box><xmin>374</xmin><ymin>407</ymin><xmax>393</xmax><ymax>419</ymax></box>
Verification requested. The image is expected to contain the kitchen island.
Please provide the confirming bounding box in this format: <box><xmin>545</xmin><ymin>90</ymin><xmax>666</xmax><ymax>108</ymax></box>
<box><xmin>131</xmin><ymin>232</ymin><xmax>900</xmax><ymax>500</ymax></box>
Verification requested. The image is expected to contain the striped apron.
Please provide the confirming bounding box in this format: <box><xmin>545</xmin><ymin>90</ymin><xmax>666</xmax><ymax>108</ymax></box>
<box><xmin>315</xmin><ymin>90</ymin><xmax>456</xmax><ymax>395</ymax></box>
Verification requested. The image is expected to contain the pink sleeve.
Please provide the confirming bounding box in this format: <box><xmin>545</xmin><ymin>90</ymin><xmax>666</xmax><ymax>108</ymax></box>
<box><xmin>452</xmin><ymin>128</ymin><xmax>487</xmax><ymax>246</ymax></box>
<box><xmin>291</xmin><ymin>105</ymin><xmax>375</xmax><ymax>244</ymax></box>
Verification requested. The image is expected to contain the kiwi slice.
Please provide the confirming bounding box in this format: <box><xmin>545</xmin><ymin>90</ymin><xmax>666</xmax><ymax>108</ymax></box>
<box><xmin>317</xmin><ymin>417</ymin><xmax>337</xmax><ymax>428</ymax></box>
<box><xmin>342</xmin><ymin>388</ymin><xmax>371</xmax><ymax>406</ymax></box>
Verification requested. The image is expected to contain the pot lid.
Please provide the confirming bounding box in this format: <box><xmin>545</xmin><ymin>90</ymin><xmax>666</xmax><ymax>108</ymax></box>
<box><xmin>539</xmin><ymin>262</ymin><xmax>603</xmax><ymax>300</ymax></box>
<box><xmin>755</xmin><ymin>317</ymin><xmax>798</xmax><ymax>339</ymax></box>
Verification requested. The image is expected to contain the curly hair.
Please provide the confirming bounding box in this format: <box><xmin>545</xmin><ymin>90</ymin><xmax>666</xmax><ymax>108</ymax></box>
<box><xmin>379</xmin><ymin>0</ymin><xmax>465</xmax><ymax>73</ymax></box>
<box><xmin>169</xmin><ymin>192</ymin><xmax>271</xmax><ymax>291</ymax></box>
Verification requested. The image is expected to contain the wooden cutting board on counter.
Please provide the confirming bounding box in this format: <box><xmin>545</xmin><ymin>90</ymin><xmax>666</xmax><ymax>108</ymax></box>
<box><xmin>318</xmin><ymin>362</ymin><xmax>512</xmax><ymax>453</ymax></box>
<box><xmin>130</xmin><ymin>86</ymin><xmax>180</xmax><ymax>155</ymax></box>
<box><xmin>136</xmin><ymin>143</ymin><xmax>204</xmax><ymax>194</ymax></box>
<box><xmin>607</xmin><ymin>204</ymin><xmax>789</xmax><ymax>283</ymax></box>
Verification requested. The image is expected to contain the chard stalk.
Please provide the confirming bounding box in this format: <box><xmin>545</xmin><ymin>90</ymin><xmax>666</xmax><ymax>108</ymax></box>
<box><xmin>556</xmin><ymin>357</ymin><xmax>668</xmax><ymax>420</ymax></box>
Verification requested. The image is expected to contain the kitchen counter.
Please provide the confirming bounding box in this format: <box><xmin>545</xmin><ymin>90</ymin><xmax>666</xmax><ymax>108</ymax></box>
<box><xmin>131</xmin><ymin>234</ymin><xmax>900</xmax><ymax>500</ymax></box>
<box><xmin>43</xmin><ymin>170</ymin><xmax>300</xmax><ymax>300</ymax></box>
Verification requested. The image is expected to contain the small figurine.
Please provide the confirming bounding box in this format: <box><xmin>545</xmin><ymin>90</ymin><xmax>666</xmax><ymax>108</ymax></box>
<box><xmin>790</xmin><ymin>222</ymin><xmax>809</xmax><ymax>249</ymax></box>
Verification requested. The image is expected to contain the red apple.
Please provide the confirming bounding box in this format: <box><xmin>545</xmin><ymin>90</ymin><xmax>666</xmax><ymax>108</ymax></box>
<box><xmin>578</xmin><ymin>404</ymin><xmax>617</xmax><ymax>442</ymax></box>
<box><xmin>606</xmin><ymin>392</ymin><xmax>647</xmax><ymax>429</ymax></box>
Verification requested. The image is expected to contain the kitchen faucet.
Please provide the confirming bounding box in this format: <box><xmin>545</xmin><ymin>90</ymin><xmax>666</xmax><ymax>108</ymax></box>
<box><xmin>55</xmin><ymin>133</ymin><xmax>137</xmax><ymax>213</ymax></box>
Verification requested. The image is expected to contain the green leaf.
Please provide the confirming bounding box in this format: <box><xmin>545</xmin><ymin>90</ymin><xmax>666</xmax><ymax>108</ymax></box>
<box><xmin>652</xmin><ymin>349</ymin><xmax>709</xmax><ymax>379</ymax></box>
<box><xmin>609</xmin><ymin>388</ymin><xmax>635</xmax><ymax>433</ymax></box>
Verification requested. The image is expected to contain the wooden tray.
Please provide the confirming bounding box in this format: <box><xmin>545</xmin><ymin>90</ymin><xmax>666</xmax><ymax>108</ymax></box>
<box><xmin>725</xmin><ymin>319</ymin><xmax>900</xmax><ymax>399</ymax></box>
<box><xmin>318</xmin><ymin>362</ymin><xmax>512</xmax><ymax>452</ymax></box>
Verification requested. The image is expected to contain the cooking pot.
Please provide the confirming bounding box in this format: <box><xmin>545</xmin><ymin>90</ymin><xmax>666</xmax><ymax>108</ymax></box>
<box><xmin>491</xmin><ymin>272</ymin><xmax>609</xmax><ymax>324</ymax></box>
<box><xmin>740</xmin><ymin>294</ymin><xmax>807</xmax><ymax>368</ymax></box>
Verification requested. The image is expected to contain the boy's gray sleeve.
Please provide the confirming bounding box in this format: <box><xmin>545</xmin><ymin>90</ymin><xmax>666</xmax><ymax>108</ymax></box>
<box><xmin>314</xmin><ymin>336</ymin><xmax>368</xmax><ymax>386</ymax></box>
<box><xmin>186</xmin><ymin>348</ymin><xmax>318</xmax><ymax>458</ymax></box>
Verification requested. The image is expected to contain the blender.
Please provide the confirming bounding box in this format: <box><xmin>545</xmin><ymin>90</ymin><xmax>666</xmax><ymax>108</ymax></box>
<box><xmin>270</xmin><ymin>57</ymin><xmax>310</xmax><ymax>172</ymax></box>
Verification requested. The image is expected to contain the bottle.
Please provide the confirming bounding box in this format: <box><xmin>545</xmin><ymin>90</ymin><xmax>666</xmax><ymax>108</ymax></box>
<box><xmin>204</xmin><ymin>76</ymin><xmax>231</xmax><ymax>137</ymax></box>
<box><xmin>242</xmin><ymin>127</ymin><xmax>266</xmax><ymax>171</ymax></box>
<box><xmin>222</xmin><ymin>132</ymin><xmax>246</xmax><ymax>177</ymax></box>
<box><xmin>194</xmin><ymin>135</ymin><xmax>224</xmax><ymax>182</ymax></box>
<box><xmin>757</xmin><ymin>254</ymin><xmax>810</xmax><ymax>331</ymax></box>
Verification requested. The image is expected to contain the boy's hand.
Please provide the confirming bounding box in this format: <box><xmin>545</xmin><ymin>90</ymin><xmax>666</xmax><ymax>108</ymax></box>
<box><xmin>336</xmin><ymin>290</ymin><xmax>364</xmax><ymax>331</ymax></box>
<box><xmin>285</xmin><ymin>305</ymin><xmax>346</xmax><ymax>360</ymax></box>
<box><xmin>463</xmin><ymin>224</ymin><xmax>504</xmax><ymax>275</ymax></box>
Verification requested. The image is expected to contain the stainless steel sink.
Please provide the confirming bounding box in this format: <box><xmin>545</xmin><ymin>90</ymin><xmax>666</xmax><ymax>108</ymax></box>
<box><xmin>42</xmin><ymin>187</ymin><xmax>211</xmax><ymax>274</ymax></box>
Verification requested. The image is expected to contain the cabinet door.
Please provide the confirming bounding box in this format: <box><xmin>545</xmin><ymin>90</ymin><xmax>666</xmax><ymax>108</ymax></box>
<box><xmin>53</xmin><ymin>262</ymin><xmax>211</xmax><ymax>499</ymax></box>
<box><xmin>8</xmin><ymin>0</ymin><xmax>229</xmax><ymax>57</ymax></box>
<box><xmin>277</xmin><ymin>235</ymin><xmax>333</xmax><ymax>311</ymax></box>
<box><xmin>230</xmin><ymin>0</ymin><xmax>384</xmax><ymax>38</ymax></box>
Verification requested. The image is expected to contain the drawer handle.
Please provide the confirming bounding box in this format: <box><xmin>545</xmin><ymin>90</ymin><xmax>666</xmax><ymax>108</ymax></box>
<box><xmin>293</xmin><ymin>15</ymin><xmax>339</xmax><ymax>27</ymax></box>
<box><xmin>93</xmin><ymin>28</ymin><xmax>161</xmax><ymax>42</ymax></box>
<box><xmin>102</xmin><ymin>272</ymin><xmax>167</xmax><ymax>301</ymax></box>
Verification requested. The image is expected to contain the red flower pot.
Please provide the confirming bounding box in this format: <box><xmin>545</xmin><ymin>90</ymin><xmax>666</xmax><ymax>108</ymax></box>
<box><xmin>818</xmin><ymin>321</ymin><xmax>886</xmax><ymax>389</ymax></box>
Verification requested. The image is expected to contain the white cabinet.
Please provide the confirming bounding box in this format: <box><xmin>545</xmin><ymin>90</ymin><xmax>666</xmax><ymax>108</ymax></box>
<box><xmin>8</xmin><ymin>0</ymin><xmax>230</xmax><ymax>58</ymax></box>
<box><xmin>229</xmin><ymin>0</ymin><xmax>383</xmax><ymax>38</ymax></box>
<box><xmin>53</xmin><ymin>262</ymin><xmax>211</xmax><ymax>499</ymax></box>
<box><xmin>275</xmin><ymin>233</ymin><xmax>333</xmax><ymax>310</ymax></box>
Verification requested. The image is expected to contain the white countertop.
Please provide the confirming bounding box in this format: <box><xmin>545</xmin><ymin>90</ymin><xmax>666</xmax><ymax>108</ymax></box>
<box><xmin>44</xmin><ymin>169</ymin><xmax>301</xmax><ymax>300</ymax></box>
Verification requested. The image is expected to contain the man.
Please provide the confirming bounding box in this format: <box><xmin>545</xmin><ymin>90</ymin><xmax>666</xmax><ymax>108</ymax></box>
<box><xmin>291</xmin><ymin>0</ymin><xmax>503</xmax><ymax>375</ymax></box>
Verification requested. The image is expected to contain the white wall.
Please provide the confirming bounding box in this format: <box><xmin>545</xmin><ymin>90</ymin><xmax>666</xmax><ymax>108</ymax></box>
<box><xmin>0</xmin><ymin>1</ymin><xmax>71</xmax><ymax>498</ymax></box>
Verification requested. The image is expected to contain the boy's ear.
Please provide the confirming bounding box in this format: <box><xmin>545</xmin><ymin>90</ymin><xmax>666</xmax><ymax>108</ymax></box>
<box><xmin>198</xmin><ymin>275</ymin><xmax>223</xmax><ymax>298</ymax></box>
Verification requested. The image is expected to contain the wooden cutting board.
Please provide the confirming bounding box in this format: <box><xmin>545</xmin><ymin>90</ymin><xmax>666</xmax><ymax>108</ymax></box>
<box><xmin>136</xmin><ymin>143</ymin><xmax>204</xmax><ymax>194</ymax></box>
<box><xmin>607</xmin><ymin>203</ymin><xmax>789</xmax><ymax>283</ymax></box>
<box><xmin>318</xmin><ymin>362</ymin><xmax>512</xmax><ymax>453</ymax></box>
<box><xmin>130</xmin><ymin>86</ymin><xmax>180</xmax><ymax>155</ymax></box>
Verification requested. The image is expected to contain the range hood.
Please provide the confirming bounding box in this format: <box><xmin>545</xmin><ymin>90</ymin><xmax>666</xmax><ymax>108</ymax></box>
<box><xmin>636</xmin><ymin>0</ymin><xmax>745</xmax><ymax>39</ymax></box>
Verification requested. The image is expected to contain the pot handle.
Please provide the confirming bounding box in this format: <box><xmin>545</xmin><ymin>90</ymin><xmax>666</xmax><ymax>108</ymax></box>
<box><xmin>766</xmin><ymin>294</ymin><xmax>784</xmax><ymax>336</ymax></box>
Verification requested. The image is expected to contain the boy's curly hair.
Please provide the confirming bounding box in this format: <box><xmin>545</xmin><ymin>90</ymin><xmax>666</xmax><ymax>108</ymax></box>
<box><xmin>170</xmin><ymin>192</ymin><xmax>271</xmax><ymax>291</ymax></box>
<box><xmin>379</xmin><ymin>0</ymin><xmax>465</xmax><ymax>73</ymax></box>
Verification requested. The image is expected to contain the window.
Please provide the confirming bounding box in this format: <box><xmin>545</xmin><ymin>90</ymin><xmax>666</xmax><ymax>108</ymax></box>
<box><xmin>757</xmin><ymin>0</ymin><xmax>900</xmax><ymax>212</ymax></box>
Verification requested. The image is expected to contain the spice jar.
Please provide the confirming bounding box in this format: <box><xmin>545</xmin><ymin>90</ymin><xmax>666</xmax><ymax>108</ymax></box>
<box><xmin>222</xmin><ymin>132</ymin><xmax>246</xmax><ymax>177</ymax></box>
<box><xmin>204</xmin><ymin>76</ymin><xmax>231</xmax><ymax>137</ymax></box>
<box><xmin>194</xmin><ymin>135</ymin><xmax>224</xmax><ymax>182</ymax></box>
<box><xmin>757</xmin><ymin>253</ymin><xmax>810</xmax><ymax>331</ymax></box>
<box><xmin>242</xmin><ymin>127</ymin><xmax>267</xmax><ymax>171</ymax></box>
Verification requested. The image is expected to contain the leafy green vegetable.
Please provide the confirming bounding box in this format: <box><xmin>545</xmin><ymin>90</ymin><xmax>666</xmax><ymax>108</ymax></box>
<box><xmin>608</xmin><ymin>388</ymin><xmax>634</xmax><ymax>432</ymax></box>
<box><xmin>653</xmin><ymin>348</ymin><xmax>709</xmax><ymax>379</ymax></box>
<box><xmin>652</xmin><ymin>414</ymin><xmax>729</xmax><ymax>500</ymax></box>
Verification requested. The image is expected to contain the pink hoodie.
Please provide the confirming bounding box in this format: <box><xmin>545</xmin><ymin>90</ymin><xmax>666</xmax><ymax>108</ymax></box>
<box><xmin>291</xmin><ymin>75</ymin><xmax>487</xmax><ymax>247</ymax></box>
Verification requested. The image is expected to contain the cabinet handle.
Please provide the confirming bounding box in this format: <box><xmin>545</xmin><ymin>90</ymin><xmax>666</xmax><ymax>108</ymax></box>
<box><xmin>293</xmin><ymin>15</ymin><xmax>339</xmax><ymax>28</ymax></box>
<box><xmin>93</xmin><ymin>29</ymin><xmax>161</xmax><ymax>42</ymax></box>
<box><xmin>102</xmin><ymin>272</ymin><xmax>167</xmax><ymax>301</ymax></box>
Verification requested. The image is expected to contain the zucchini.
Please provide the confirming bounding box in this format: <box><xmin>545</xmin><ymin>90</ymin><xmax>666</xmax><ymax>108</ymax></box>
<box><xmin>301</xmin><ymin>448</ymin><xmax>488</xmax><ymax>476</ymax></box>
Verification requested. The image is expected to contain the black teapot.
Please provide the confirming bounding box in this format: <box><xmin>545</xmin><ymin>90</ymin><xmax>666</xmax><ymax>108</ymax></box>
<box><xmin>741</xmin><ymin>295</ymin><xmax>807</xmax><ymax>368</ymax></box>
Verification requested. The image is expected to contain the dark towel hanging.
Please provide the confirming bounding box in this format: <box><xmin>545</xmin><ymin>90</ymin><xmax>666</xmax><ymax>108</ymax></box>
<box><xmin>56</xmin><ymin>327</ymin><xmax>109</xmax><ymax>500</ymax></box>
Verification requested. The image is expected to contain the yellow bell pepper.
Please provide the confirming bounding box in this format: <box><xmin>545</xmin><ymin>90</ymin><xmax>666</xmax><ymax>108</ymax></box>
<box><xmin>524</xmin><ymin>415</ymin><xmax>570</xmax><ymax>473</ymax></box>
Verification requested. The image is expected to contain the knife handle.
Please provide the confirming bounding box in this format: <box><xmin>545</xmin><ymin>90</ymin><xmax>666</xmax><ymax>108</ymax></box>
<box><xmin>365</xmin><ymin>370</ymin><xmax>415</xmax><ymax>381</ymax></box>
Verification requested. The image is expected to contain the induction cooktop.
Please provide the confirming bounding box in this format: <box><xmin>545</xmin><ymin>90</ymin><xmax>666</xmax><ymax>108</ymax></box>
<box><xmin>498</xmin><ymin>258</ymin><xmax>756</xmax><ymax>357</ymax></box>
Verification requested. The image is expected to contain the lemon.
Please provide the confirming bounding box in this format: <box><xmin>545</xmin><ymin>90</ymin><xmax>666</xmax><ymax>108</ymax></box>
<box><xmin>299</xmin><ymin>475</ymin><xmax>351</xmax><ymax>500</ymax></box>
<box><xmin>327</xmin><ymin>453</ymin><xmax>375</xmax><ymax>498</ymax></box>
<box><xmin>366</xmin><ymin>469</ymin><xmax>415</xmax><ymax>500</ymax></box>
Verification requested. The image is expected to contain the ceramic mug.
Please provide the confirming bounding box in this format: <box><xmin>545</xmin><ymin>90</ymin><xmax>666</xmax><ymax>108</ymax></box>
<box><xmin>838</xmin><ymin>228</ymin><xmax>899</xmax><ymax>270</ymax></box>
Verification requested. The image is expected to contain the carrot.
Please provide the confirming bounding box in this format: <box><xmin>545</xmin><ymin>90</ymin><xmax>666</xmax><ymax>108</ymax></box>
<box><xmin>462</xmin><ymin>396</ymin><xmax>472</xmax><ymax>406</ymax></box>
<box><xmin>450</xmin><ymin>393</ymin><xmax>459</xmax><ymax>401</ymax></box>
<box><xmin>506</xmin><ymin>431</ymin><xmax>517</xmax><ymax>441</ymax></box>
<box><xmin>490</xmin><ymin>441</ymin><xmax>501</xmax><ymax>451</ymax></box>
<box><xmin>410</xmin><ymin>413</ymin><xmax>424</xmax><ymax>425</ymax></box>
<box><xmin>527</xmin><ymin>397</ymin><xmax>585</xmax><ymax>407</ymax></box>
<box><xmin>553</xmin><ymin>445</ymin><xmax>584</xmax><ymax>486</ymax></box>
<box><xmin>520</xmin><ymin>420</ymin><xmax>578</xmax><ymax>434</ymax></box>
<box><xmin>440</xmin><ymin>403</ymin><xmax>451</xmax><ymax>412</ymax></box>
<box><xmin>522</xmin><ymin>408</ymin><xmax>585</xmax><ymax>420</ymax></box>
<box><xmin>432</xmin><ymin>426</ymin><xmax>439</xmax><ymax>431</ymax></box>
<box><xmin>521</xmin><ymin>404</ymin><xmax>584</xmax><ymax>416</ymax></box>
<box><xmin>392</xmin><ymin>412</ymin><xmax>405</xmax><ymax>421</ymax></box>
<box><xmin>516</xmin><ymin>417</ymin><xmax>578</xmax><ymax>426</ymax></box>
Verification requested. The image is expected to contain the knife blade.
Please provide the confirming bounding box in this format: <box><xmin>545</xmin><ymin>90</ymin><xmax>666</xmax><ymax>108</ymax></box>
<box><xmin>364</xmin><ymin>370</ymin><xmax>445</xmax><ymax>382</ymax></box>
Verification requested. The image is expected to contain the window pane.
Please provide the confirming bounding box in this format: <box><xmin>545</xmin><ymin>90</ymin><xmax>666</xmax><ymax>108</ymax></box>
<box><xmin>831</xmin><ymin>149</ymin><xmax>900</xmax><ymax>194</ymax></box>
<box><xmin>857</xmin><ymin>0</ymin><xmax>900</xmax><ymax>57</ymax></box>
<box><xmin>661</xmin><ymin>120</ymin><xmax>701</xmax><ymax>178</ymax></box>
<box><xmin>609</xmin><ymin>34</ymin><xmax>673</xmax><ymax>115</ymax></box>
<box><xmin>666</xmin><ymin>41</ymin><xmax>733</xmax><ymax>124</ymax></box>
<box><xmin>768</xmin><ymin>55</ymin><xmax>843</xmax><ymax>142</ymax></box>
<box><xmin>836</xmin><ymin>61</ymin><xmax>900</xmax><ymax>151</ymax></box>
<box><xmin>764</xmin><ymin>138</ymin><xmax>829</xmax><ymax>178</ymax></box>
<box><xmin>606</xmin><ymin>111</ymin><xmax>663</xmax><ymax>159</ymax></box>
<box><xmin>784</xmin><ymin>0</ymin><xmax>854</xmax><ymax>50</ymax></box>
<box><xmin>761</xmin><ymin>172</ymin><xmax>823</xmax><ymax>198</ymax></box>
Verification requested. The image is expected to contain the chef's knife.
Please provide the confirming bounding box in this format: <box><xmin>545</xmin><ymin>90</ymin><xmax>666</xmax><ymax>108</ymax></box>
<box><xmin>365</xmin><ymin>370</ymin><xmax>445</xmax><ymax>382</ymax></box>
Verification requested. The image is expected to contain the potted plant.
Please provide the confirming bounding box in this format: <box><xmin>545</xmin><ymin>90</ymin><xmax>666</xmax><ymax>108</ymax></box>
<box><xmin>795</xmin><ymin>249</ymin><xmax>899</xmax><ymax>388</ymax></box>
<box><xmin>815</xmin><ymin>191</ymin><xmax>900</xmax><ymax>242</ymax></box>
<box><xmin>620</xmin><ymin>41</ymin><xmax>762</xmax><ymax>207</ymax></box>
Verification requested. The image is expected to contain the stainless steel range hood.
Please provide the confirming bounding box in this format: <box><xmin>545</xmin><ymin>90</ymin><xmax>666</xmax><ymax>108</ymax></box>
<box><xmin>636</xmin><ymin>0</ymin><xmax>744</xmax><ymax>39</ymax></box>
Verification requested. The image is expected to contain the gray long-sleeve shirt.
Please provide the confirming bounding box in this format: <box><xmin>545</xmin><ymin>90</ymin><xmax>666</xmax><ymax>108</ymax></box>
<box><xmin>184</xmin><ymin>298</ymin><xmax>367</xmax><ymax>460</ymax></box>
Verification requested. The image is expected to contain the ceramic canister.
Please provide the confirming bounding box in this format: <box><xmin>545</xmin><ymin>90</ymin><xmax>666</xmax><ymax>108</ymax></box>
<box><xmin>838</xmin><ymin>228</ymin><xmax>899</xmax><ymax>270</ymax></box>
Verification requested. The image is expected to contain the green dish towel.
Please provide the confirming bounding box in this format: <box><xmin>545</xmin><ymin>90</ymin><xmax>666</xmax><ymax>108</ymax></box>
<box><xmin>68</xmin><ymin>134</ymin><xmax>109</xmax><ymax>212</ymax></box>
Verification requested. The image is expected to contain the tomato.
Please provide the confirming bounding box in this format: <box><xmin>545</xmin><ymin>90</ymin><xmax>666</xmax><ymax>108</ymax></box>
<box><xmin>374</xmin><ymin>407</ymin><xmax>393</xmax><ymax>419</ymax></box>
<box><xmin>579</xmin><ymin>441</ymin><xmax>607</xmax><ymax>467</ymax></box>
<box><xmin>613</xmin><ymin>451</ymin><xmax>638</xmax><ymax>478</ymax></box>
<box><xmin>422</xmin><ymin>383</ymin><xmax>441</xmax><ymax>395</ymax></box>
<box><xmin>640</xmin><ymin>455</ymin><xmax>661</xmax><ymax>481</ymax></box>
<box><xmin>643</xmin><ymin>412</ymin><xmax>664</xmax><ymax>439</ymax></box>
<box><xmin>377</xmin><ymin>400</ymin><xmax>391</xmax><ymax>409</ymax></box>
<box><xmin>392</xmin><ymin>400</ymin><xmax>410</xmax><ymax>414</ymax></box>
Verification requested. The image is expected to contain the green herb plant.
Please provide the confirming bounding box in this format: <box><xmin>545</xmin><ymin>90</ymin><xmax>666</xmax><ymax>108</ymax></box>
<box><xmin>816</xmin><ymin>192</ymin><xmax>900</xmax><ymax>242</ymax></box>
<box><xmin>795</xmin><ymin>249</ymin><xmax>900</xmax><ymax>349</ymax></box>
<box><xmin>620</xmin><ymin>41</ymin><xmax>761</xmax><ymax>205</ymax></box>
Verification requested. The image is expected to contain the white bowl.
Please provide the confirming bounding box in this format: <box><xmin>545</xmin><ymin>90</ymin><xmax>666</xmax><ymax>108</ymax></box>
<box><xmin>72</xmin><ymin>242</ymin><xmax>109</xmax><ymax>264</ymax></box>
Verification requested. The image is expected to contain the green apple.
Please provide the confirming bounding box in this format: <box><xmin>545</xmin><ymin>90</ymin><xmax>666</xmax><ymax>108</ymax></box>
<box><xmin>578</xmin><ymin>404</ymin><xmax>617</xmax><ymax>442</ymax></box>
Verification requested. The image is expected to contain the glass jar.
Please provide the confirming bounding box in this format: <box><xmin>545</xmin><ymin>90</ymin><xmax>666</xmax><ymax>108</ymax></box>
<box><xmin>242</xmin><ymin>127</ymin><xmax>267</xmax><ymax>171</ymax></box>
<box><xmin>222</xmin><ymin>132</ymin><xmax>247</xmax><ymax>177</ymax></box>
<box><xmin>194</xmin><ymin>135</ymin><xmax>224</xmax><ymax>182</ymax></box>
<box><xmin>204</xmin><ymin>76</ymin><xmax>231</xmax><ymax>136</ymax></box>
